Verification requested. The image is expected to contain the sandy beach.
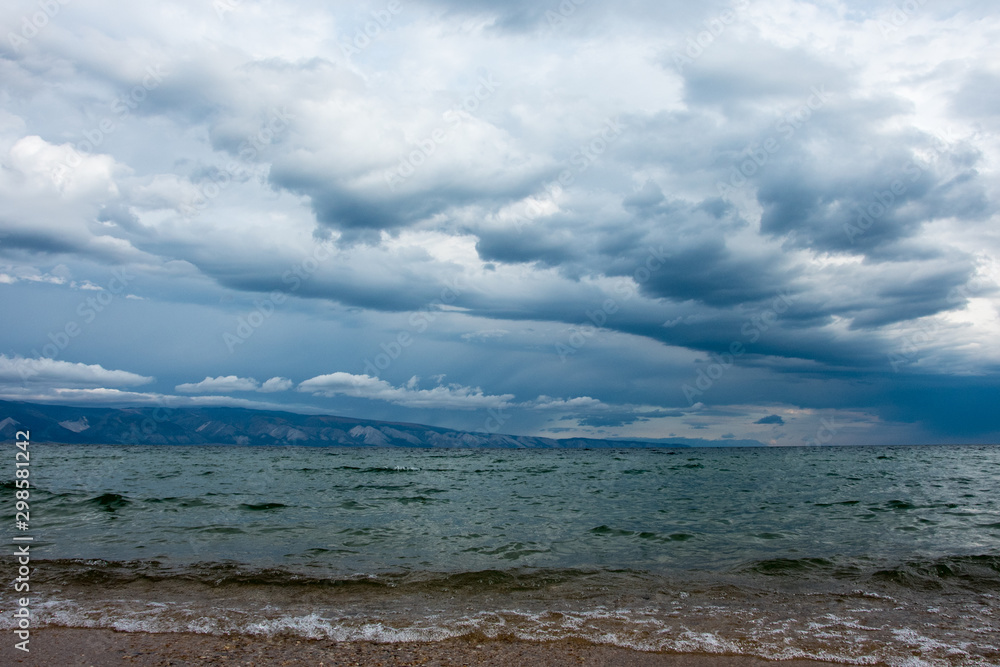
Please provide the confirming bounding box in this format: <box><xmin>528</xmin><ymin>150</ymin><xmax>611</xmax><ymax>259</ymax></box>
<box><xmin>11</xmin><ymin>629</ymin><xmax>848</xmax><ymax>666</ymax></box>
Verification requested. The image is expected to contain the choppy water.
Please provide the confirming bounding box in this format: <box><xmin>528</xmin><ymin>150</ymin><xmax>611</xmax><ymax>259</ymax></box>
<box><xmin>3</xmin><ymin>444</ymin><xmax>1000</xmax><ymax>665</ymax></box>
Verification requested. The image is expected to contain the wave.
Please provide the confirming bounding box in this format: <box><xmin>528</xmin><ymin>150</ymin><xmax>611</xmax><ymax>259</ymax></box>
<box><xmin>84</xmin><ymin>493</ymin><xmax>131</xmax><ymax>511</ymax></box>
<box><xmin>335</xmin><ymin>466</ymin><xmax>422</xmax><ymax>473</ymax></box>
<box><xmin>870</xmin><ymin>554</ymin><xmax>1000</xmax><ymax>591</ymax></box>
<box><xmin>739</xmin><ymin>554</ymin><xmax>1000</xmax><ymax>592</ymax></box>
<box><xmin>588</xmin><ymin>525</ymin><xmax>695</xmax><ymax>542</ymax></box>
<box><xmin>9</xmin><ymin>553</ymin><xmax>1000</xmax><ymax>601</ymax></box>
<box><xmin>0</xmin><ymin>601</ymin><xmax>889</xmax><ymax>662</ymax></box>
<box><xmin>239</xmin><ymin>502</ymin><xmax>288</xmax><ymax>511</ymax></box>
<box><xmin>11</xmin><ymin>559</ymin><xmax>622</xmax><ymax>592</ymax></box>
<box><xmin>2</xmin><ymin>559</ymin><xmax>998</xmax><ymax>667</ymax></box>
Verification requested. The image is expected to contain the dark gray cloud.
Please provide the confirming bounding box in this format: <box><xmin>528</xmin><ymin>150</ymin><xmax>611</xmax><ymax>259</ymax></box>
<box><xmin>0</xmin><ymin>229</ymin><xmax>80</xmax><ymax>255</ymax></box>
<box><xmin>754</xmin><ymin>414</ymin><xmax>785</xmax><ymax>425</ymax></box>
<box><xmin>680</xmin><ymin>39</ymin><xmax>849</xmax><ymax>111</ymax></box>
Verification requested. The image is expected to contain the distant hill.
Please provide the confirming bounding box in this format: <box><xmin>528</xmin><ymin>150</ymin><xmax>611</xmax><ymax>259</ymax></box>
<box><xmin>0</xmin><ymin>400</ymin><xmax>763</xmax><ymax>449</ymax></box>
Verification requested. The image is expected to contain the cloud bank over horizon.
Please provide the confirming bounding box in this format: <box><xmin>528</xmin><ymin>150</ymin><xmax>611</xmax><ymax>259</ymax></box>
<box><xmin>1</xmin><ymin>0</ymin><xmax>998</xmax><ymax>445</ymax></box>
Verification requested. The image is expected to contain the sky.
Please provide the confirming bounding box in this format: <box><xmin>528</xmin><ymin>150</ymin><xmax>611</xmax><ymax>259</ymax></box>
<box><xmin>1</xmin><ymin>0</ymin><xmax>998</xmax><ymax>446</ymax></box>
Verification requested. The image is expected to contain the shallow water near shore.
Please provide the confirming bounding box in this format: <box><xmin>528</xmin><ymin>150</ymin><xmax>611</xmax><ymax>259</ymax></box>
<box><xmin>3</xmin><ymin>444</ymin><xmax>1000</xmax><ymax>665</ymax></box>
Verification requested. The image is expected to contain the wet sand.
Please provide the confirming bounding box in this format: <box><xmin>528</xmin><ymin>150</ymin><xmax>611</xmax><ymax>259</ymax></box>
<box><xmin>10</xmin><ymin>628</ymin><xmax>850</xmax><ymax>666</ymax></box>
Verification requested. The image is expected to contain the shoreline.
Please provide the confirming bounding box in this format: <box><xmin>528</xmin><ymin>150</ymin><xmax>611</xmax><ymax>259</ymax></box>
<box><xmin>11</xmin><ymin>628</ymin><xmax>851</xmax><ymax>666</ymax></box>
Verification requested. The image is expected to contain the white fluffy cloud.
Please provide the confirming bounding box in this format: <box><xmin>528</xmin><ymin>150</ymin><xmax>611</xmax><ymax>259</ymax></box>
<box><xmin>176</xmin><ymin>375</ymin><xmax>262</xmax><ymax>393</ymax></box>
<box><xmin>0</xmin><ymin>386</ymin><xmax>322</xmax><ymax>412</ymax></box>
<box><xmin>0</xmin><ymin>355</ymin><xmax>153</xmax><ymax>388</ymax></box>
<box><xmin>298</xmin><ymin>373</ymin><xmax>515</xmax><ymax>410</ymax></box>
<box><xmin>259</xmin><ymin>376</ymin><xmax>294</xmax><ymax>393</ymax></box>
<box><xmin>175</xmin><ymin>375</ymin><xmax>294</xmax><ymax>394</ymax></box>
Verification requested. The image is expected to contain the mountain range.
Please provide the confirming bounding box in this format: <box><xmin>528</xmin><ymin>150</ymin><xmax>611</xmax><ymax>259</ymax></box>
<box><xmin>0</xmin><ymin>400</ymin><xmax>765</xmax><ymax>448</ymax></box>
